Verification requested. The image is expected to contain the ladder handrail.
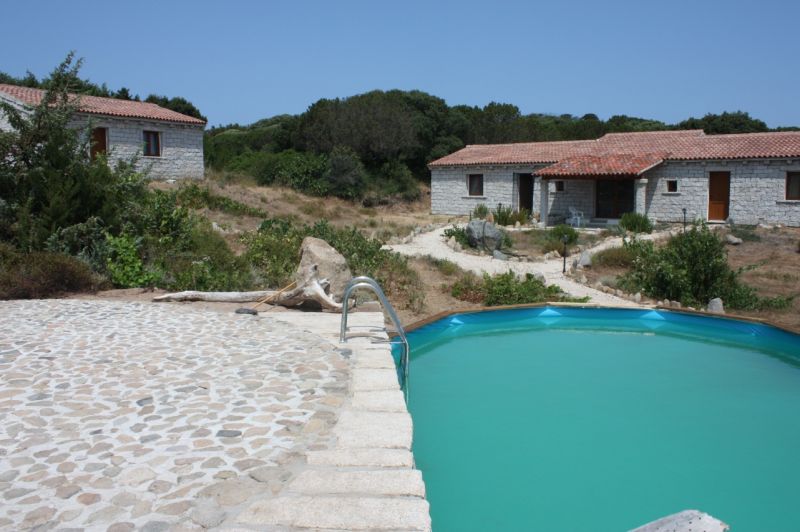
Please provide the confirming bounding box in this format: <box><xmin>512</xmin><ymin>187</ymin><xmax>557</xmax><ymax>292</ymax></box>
<box><xmin>340</xmin><ymin>276</ymin><xmax>409</xmax><ymax>400</ymax></box>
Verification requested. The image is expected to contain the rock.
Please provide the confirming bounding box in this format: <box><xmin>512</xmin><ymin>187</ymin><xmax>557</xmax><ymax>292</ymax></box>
<box><xmin>297</xmin><ymin>237</ymin><xmax>352</xmax><ymax>301</ymax></box>
<box><xmin>190</xmin><ymin>506</ymin><xmax>227</xmax><ymax>528</ymax></box>
<box><xmin>466</xmin><ymin>220</ymin><xmax>504</xmax><ymax>251</ymax></box>
<box><xmin>77</xmin><ymin>493</ymin><xmax>101</xmax><ymax>505</ymax></box>
<box><xmin>707</xmin><ymin>298</ymin><xmax>725</xmax><ymax>314</ymax></box>
<box><xmin>454</xmin><ymin>242</ymin><xmax>463</xmax><ymax>252</ymax></box>
<box><xmin>672</xmin><ymin>300</ymin><xmax>682</xmax><ymax>308</ymax></box>
<box><xmin>515</xmin><ymin>221</ymin><xmax>521</xmax><ymax>228</ymax></box>
<box><xmin>633</xmin><ymin>292</ymin><xmax>642</xmax><ymax>303</ymax></box>
<box><xmin>533</xmin><ymin>273</ymin><xmax>546</xmax><ymax>284</ymax></box>
<box><xmin>579</xmin><ymin>250</ymin><xmax>592</xmax><ymax>267</ymax></box>
<box><xmin>486</xmin><ymin>212</ymin><xmax>495</xmax><ymax>223</ymax></box>
<box><xmin>630</xmin><ymin>509</ymin><xmax>729</xmax><ymax>532</ymax></box>
<box><xmin>663</xmin><ymin>299</ymin><xmax>671</xmax><ymax>307</ymax></box>
<box><xmin>446</xmin><ymin>236</ymin><xmax>457</xmax><ymax>249</ymax></box>
<box><xmin>119</xmin><ymin>467</ymin><xmax>156</xmax><ymax>486</ymax></box>
<box><xmin>551</xmin><ymin>250</ymin><xmax>561</xmax><ymax>259</ymax></box>
<box><xmin>579</xmin><ymin>275</ymin><xmax>588</xmax><ymax>284</ymax></box>
<box><xmin>211</xmin><ymin>221</ymin><xmax>227</xmax><ymax>234</ymax></box>
<box><xmin>216</xmin><ymin>429</ymin><xmax>242</xmax><ymax>438</ymax></box>
<box><xmin>22</xmin><ymin>507</ymin><xmax>56</xmax><ymax>528</ymax></box>
<box><xmin>492</xmin><ymin>250</ymin><xmax>508</xmax><ymax>261</ymax></box>
<box><xmin>726</xmin><ymin>234</ymin><xmax>743</xmax><ymax>245</ymax></box>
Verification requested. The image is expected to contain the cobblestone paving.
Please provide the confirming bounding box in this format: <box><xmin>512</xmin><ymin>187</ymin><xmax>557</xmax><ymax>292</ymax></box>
<box><xmin>0</xmin><ymin>300</ymin><xmax>350</xmax><ymax>531</ymax></box>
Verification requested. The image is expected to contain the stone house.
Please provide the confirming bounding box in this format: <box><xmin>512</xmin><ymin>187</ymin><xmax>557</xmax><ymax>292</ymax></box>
<box><xmin>0</xmin><ymin>84</ymin><xmax>205</xmax><ymax>180</ymax></box>
<box><xmin>429</xmin><ymin>130</ymin><xmax>800</xmax><ymax>227</ymax></box>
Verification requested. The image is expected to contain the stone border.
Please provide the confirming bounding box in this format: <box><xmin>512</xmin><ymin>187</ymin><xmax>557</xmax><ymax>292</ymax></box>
<box><xmin>233</xmin><ymin>312</ymin><xmax>431</xmax><ymax>531</ymax></box>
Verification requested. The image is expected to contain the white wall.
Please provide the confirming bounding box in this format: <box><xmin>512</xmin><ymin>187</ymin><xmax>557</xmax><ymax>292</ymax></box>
<box><xmin>72</xmin><ymin>114</ymin><xmax>204</xmax><ymax>180</ymax></box>
<box><xmin>643</xmin><ymin>160</ymin><xmax>800</xmax><ymax>226</ymax></box>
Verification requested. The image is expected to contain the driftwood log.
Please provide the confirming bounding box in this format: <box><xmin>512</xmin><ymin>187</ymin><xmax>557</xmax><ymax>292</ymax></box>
<box><xmin>153</xmin><ymin>263</ymin><xmax>344</xmax><ymax>311</ymax></box>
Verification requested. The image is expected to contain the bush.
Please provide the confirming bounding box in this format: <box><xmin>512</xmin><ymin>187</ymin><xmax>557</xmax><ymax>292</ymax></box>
<box><xmin>493</xmin><ymin>203</ymin><xmax>514</xmax><ymax>226</ymax></box>
<box><xmin>591</xmin><ymin>246</ymin><xmax>634</xmax><ymax>268</ymax></box>
<box><xmin>0</xmin><ymin>243</ymin><xmax>104</xmax><ymax>299</ymax></box>
<box><xmin>243</xmin><ymin>217</ymin><xmax>423</xmax><ymax>310</ymax></box>
<box><xmin>451</xmin><ymin>271</ymin><xmax>586</xmax><ymax>306</ymax></box>
<box><xmin>323</xmin><ymin>146</ymin><xmax>366</xmax><ymax>200</ymax></box>
<box><xmin>425</xmin><ymin>256</ymin><xmax>460</xmax><ymax>276</ymax></box>
<box><xmin>620</xmin><ymin>223</ymin><xmax>789</xmax><ymax>310</ymax></box>
<box><xmin>443</xmin><ymin>225</ymin><xmax>470</xmax><ymax>248</ymax></box>
<box><xmin>472</xmin><ymin>204</ymin><xmax>489</xmax><ymax>220</ymax></box>
<box><xmin>619</xmin><ymin>212</ymin><xmax>653</xmax><ymax>234</ymax></box>
<box><xmin>548</xmin><ymin>224</ymin><xmax>579</xmax><ymax>246</ymax></box>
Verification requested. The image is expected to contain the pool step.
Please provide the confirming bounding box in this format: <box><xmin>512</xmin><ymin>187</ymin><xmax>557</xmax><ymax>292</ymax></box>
<box><xmin>236</xmin><ymin>495</ymin><xmax>431</xmax><ymax>530</ymax></box>
<box><xmin>289</xmin><ymin>470</ymin><xmax>425</xmax><ymax>497</ymax></box>
<box><xmin>307</xmin><ymin>448</ymin><xmax>414</xmax><ymax>468</ymax></box>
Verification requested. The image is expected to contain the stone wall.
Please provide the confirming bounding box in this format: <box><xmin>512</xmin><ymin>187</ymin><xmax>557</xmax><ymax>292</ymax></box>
<box><xmin>430</xmin><ymin>165</ymin><xmax>534</xmax><ymax>215</ymax></box>
<box><xmin>643</xmin><ymin>160</ymin><xmax>800</xmax><ymax>226</ymax></box>
<box><xmin>0</xmin><ymin>93</ymin><xmax>27</xmax><ymax>131</ymax></box>
<box><xmin>71</xmin><ymin>114</ymin><xmax>205</xmax><ymax>180</ymax></box>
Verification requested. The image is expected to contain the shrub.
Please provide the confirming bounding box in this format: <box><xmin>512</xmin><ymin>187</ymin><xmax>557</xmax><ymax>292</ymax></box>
<box><xmin>472</xmin><ymin>204</ymin><xmax>489</xmax><ymax>220</ymax></box>
<box><xmin>591</xmin><ymin>246</ymin><xmax>634</xmax><ymax>268</ymax></box>
<box><xmin>451</xmin><ymin>271</ymin><xmax>586</xmax><ymax>306</ymax></box>
<box><xmin>243</xmin><ymin>217</ymin><xmax>423</xmax><ymax>310</ymax></box>
<box><xmin>105</xmin><ymin>233</ymin><xmax>159</xmax><ymax>288</ymax></box>
<box><xmin>322</xmin><ymin>146</ymin><xmax>366</xmax><ymax>200</ymax></box>
<box><xmin>493</xmin><ymin>203</ymin><xmax>514</xmax><ymax>226</ymax></box>
<box><xmin>619</xmin><ymin>212</ymin><xmax>653</xmax><ymax>234</ymax></box>
<box><xmin>443</xmin><ymin>225</ymin><xmax>470</xmax><ymax>248</ymax></box>
<box><xmin>620</xmin><ymin>223</ymin><xmax>789</xmax><ymax>310</ymax></box>
<box><xmin>425</xmin><ymin>256</ymin><xmax>460</xmax><ymax>276</ymax></box>
<box><xmin>548</xmin><ymin>224</ymin><xmax>579</xmax><ymax>246</ymax></box>
<box><xmin>0</xmin><ymin>243</ymin><xmax>104</xmax><ymax>299</ymax></box>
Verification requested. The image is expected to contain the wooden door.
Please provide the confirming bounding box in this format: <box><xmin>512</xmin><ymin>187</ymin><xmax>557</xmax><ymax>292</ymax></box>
<box><xmin>91</xmin><ymin>127</ymin><xmax>107</xmax><ymax>160</ymax></box>
<box><xmin>708</xmin><ymin>172</ymin><xmax>730</xmax><ymax>221</ymax></box>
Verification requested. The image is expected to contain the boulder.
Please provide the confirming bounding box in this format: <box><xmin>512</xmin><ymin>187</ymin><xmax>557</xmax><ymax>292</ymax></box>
<box><xmin>578</xmin><ymin>251</ymin><xmax>592</xmax><ymax>268</ymax></box>
<box><xmin>725</xmin><ymin>234</ymin><xmax>743</xmax><ymax>245</ymax></box>
<box><xmin>630</xmin><ymin>509</ymin><xmax>729</xmax><ymax>532</ymax></box>
<box><xmin>466</xmin><ymin>220</ymin><xmax>504</xmax><ymax>251</ymax></box>
<box><xmin>446</xmin><ymin>236</ymin><xmax>457</xmax><ymax>250</ymax></box>
<box><xmin>297</xmin><ymin>237</ymin><xmax>352</xmax><ymax>301</ymax></box>
<box><xmin>492</xmin><ymin>250</ymin><xmax>508</xmax><ymax>261</ymax></box>
<box><xmin>707</xmin><ymin>297</ymin><xmax>725</xmax><ymax>314</ymax></box>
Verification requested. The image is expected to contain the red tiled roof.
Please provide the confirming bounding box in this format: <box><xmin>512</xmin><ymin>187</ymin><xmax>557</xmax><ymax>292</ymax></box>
<box><xmin>428</xmin><ymin>129</ymin><xmax>800</xmax><ymax>168</ymax></box>
<box><xmin>536</xmin><ymin>153</ymin><xmax>667</xmax><ymax>177</ymax></box>
<box><xmin>0</xmin><ymin>84</ymin><xmax>206</xmax><ymax>125</ymax></box>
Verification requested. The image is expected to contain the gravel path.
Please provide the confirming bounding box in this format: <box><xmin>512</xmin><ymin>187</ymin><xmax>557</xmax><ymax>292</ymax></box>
<box><xmin>0</xmin><ymin>300</ymin><xmax>351</xmax><ymax>531</ymax></box>
<box><xmin>385</xmin><ymin>226</ymin><xmax>634</xmax><ymax>306</ymax></box>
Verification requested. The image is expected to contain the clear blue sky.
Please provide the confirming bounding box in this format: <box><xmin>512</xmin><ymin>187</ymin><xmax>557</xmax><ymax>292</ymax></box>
<box><xmin>2</xmin><ymin>0</ymin><xmax>798</xmax><ymax>128</ymax></box>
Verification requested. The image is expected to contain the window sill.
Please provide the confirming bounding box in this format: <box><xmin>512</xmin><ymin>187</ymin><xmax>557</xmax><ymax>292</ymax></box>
<box><xmin>662</xmin><ymin>192</ymin><xmax>681</xmax><ymax>196</ymax></box>
<box><xmin>141</xmin><ymin>155</ymin><xmax>163</xmax><ymax>159</ymax></box>
<box><xmin>777</xmin><ymin>199</ymin><xmax>800</xmax><ymax>204</ymax></box>
<box><xmin>462</xmin><ymin>196</ymin><xmax>487</xmax><ymax>199</ymax></box>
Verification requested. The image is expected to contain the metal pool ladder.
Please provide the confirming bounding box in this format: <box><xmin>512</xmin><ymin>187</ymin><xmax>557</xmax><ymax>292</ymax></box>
<box><xmin>339</xmin><ymin>276</ymin><xmax>410</xmax><ymax>401</ymax></box>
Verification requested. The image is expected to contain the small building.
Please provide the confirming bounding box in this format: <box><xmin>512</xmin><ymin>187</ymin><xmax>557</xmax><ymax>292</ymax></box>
<box><xmin>0</xmin><ymin>84</ymin><xmax>206</xmax><ymax>180</ymax></box>
<box><xmin>428</xmin><ymin>130</ymin><xmax>800</xmax><ymax>227</ymax></box>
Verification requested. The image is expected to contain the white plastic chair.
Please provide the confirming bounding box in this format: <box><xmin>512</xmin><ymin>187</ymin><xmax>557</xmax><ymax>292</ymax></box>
<box><xmin>566</xmin><ymin>207</ymin><xmax>584</xmax><ymax>227</ymax></box>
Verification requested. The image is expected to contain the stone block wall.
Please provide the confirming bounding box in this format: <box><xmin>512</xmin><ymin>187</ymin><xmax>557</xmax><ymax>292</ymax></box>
<box><xmin>643</xmin><ymin>160</ymin><xmax>800</xmax><ymax>226</ymax></box>
<box><xmin>430</xmin><ymin>165</ymin><xmax>533</xmax><ymax>215</ymax></box>
<box><xmin>545</xmin><ymin>179</ymin><xmax>595</xmax><ymax>223</ymax></box>
<box><xmin>72</xmin><ymin>114</ymin><xmax>205</xmax><ymax>180</ymax></box>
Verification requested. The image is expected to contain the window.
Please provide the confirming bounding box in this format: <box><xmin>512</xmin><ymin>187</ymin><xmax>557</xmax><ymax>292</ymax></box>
<box><xmin>90</xmin><ymin>127</ymin><xmax>107</xmax><ymax>160</ymax></box>
<box><xmin>468</xmin><ymin>174</ymin><xmax>484</xmax><ymax>196</ymax></box>
<box><xmin>143</xmin><ymin>131</ymin><xmax>161</xmax><ymax>157</ymax></box>
<box><xmin>554</xmin><ymin>181</ymin><xmax>565</xmax><ymax>192</ymax></box>
<box><xmin>667</xmin><ymin>180</ymin><xmax>678</xmax><ymax>193</ymax></box>
<box><xmin>787</xmin><ymin>172</ymin><xmax>800</xmax><ymax>200</ymax></box>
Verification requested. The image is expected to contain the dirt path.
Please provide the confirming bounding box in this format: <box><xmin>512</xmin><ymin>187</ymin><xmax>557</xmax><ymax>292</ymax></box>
<box><xmin>385</xmin><ymin>227</ymin><xmax>635</xmax><ymax>306</ymax></box>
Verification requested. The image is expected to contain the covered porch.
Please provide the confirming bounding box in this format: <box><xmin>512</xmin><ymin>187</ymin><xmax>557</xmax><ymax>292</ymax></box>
<box><xmin>534</xmin><ymin>153</ymin><xmax>664</xmax><ymax>226</ymax></box>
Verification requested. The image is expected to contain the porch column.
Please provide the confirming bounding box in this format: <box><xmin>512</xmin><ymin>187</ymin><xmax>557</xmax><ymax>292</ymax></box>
<box><xmin>634</xmin><ymin>178</ymin><xmax>648</xmax><ymax>216</ymax></box>
<box><xmin>539</xmin><ymin>178</ymin><xmax>550</xmax><ymax>227</ymax></box>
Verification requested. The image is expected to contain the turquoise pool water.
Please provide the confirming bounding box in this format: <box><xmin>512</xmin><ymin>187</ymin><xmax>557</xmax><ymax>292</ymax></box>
<box><xmin>403</xmin><ymin>308</ymin><xmax>800</xmax><ymax>531</ymax></box>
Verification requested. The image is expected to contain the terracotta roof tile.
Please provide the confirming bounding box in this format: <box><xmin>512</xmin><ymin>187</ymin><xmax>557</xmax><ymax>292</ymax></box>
<box><xmin>536</xmin><ymin>153</ymin><xmax>667</xmax><ymax>177</ymax></box>
<box><xmin>428</xmin><ymin>129</ymin><xmax>800</xmax><ymax>169</ymax></box>
<box><xmin>0</xmin><ymin>84</ymin><xmax>206</xmax><ymax>125</ymax></box>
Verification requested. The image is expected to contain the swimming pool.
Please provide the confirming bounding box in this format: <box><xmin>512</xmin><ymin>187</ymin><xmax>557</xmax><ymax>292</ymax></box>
<box><xmin>403</xmin><ymin>307</ymin><xmax>800</xmax><ymax>531</ymax></box>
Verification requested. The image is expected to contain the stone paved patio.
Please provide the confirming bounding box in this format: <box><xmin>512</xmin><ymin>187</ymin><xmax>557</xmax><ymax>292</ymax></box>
<box><xmin>0</xmin><ymin>300</ymin><xmax>352</xmax><ymax>530</ymax></box>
